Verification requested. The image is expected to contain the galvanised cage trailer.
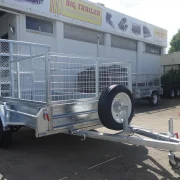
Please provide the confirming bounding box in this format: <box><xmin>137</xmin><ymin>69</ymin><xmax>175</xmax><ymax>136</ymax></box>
<box><xmin>0</xmin><ymin>40</ymin><xmax>180</xmax><ymax>170</ymax></box>
<box><xmin>132</xmin><ymin>73</ymin><xmax>163</xmax><ymax>106</ymax></box>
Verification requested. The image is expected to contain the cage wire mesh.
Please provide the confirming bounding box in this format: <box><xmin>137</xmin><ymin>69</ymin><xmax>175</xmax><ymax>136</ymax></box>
<box><xmin>8</xmin><ymin>53</ymin><xmax>131</xmax><ymax>103</ymax></box>
<box><xmin>50</xmin><ymin>55</ymin><xmax>96</xmax><ymax>101</ymax></box>
<box><xmin>11</xmin><ymin>56</ymin><xmax>46</xmax><ymax>102</ymax></box>
<box><xmin>98</xmin><ymin>60</ymin><xmax>129</xmax><ymax>92</ymax></box>
<box><xmin>50</xmin><ymin>55</ymin><xmax>130</xmax><ymax>102</ymax></box>
<box><xmin>0</xmin><ymin>39</ymin><xmax>50</xmax><ymax>97</ymax></box>
<box><xmin>0</xmin><ymin>56</ymin><xmax>10</xmax><ymax>97</ymax></box>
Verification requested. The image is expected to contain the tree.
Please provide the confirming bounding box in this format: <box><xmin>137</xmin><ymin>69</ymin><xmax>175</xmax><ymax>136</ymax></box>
<box><xmin>161</xmin><ymin>68</ymin><xmax>180</xmax><ymax>85</ymax></box>
<box><xmin>169</xmin><ymin>29</ymin><xmax>180</xmax><ymax>53</ymax></box>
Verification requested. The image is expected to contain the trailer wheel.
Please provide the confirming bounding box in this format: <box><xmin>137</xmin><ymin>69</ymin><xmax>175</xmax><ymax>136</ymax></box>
<box><xmin>0</xmin><ymin>118</ymin><xmax>12</xmax><ymax>148</ymax></box>
<box><xmin>98</xmin><ymin>85</ymin><xmax>134</xmax><ymax>130</ymax></box>
<box><xmin>169</xmin><ymin>156</ymin><xmax>180</xmax><ymax>169</ymax></box>
<box><xmin>149</xmin><ymin>91</ymin><xmax>159</xmax><ymax>106</ymax></box>
<box><xmin>170</xmin><ymin>89</ymin><xmax>175</xmax><ymax>99</ymax></box>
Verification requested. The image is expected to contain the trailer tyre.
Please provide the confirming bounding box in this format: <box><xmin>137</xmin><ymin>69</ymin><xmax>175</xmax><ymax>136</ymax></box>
<box><xmin>169</xmin><ymin>156</ymin><xmax>180</xmax><ymax>169</ymax></box>
<box><xmin>98</xmin><ymin>85</ymin><xmax>134</xmax><ymax>130</ymax></box>
<box><xmin>149</xmin><ymin>91</ymin><xmax>159</xmax><ymax>106</ymax></box>
<box><xmin>0</xmin><ymin>119</ymin><xmax>12</xmax><ymax>148</ymax></box>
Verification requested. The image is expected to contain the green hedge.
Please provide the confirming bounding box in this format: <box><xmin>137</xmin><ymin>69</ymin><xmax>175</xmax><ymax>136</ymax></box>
<box><xmin>161</xmin><ymin>68</ymin><xmax>180</xmax><ymax>86</ymax></box>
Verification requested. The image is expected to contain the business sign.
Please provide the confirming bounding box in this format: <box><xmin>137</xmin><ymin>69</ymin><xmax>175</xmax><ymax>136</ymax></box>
<box><xmin>3</xmin><ymin>0</ymin><xmax>167</xmax><ymax>46</ymax></box>
<box><xmin>50</xmin><ymin>0</ymin><xmax>102</xmax><ymax>26</ymax></box>
<box><xmin>61</xmin><ymin>0</ymin><xmax>102</xmax><ymax>26</ymax></box>
<box><xmin>154</xmin><ymin>27</ymin><xmax>167</xmax><ymax>39</ymax></box>
<box><xmin>4</xmin><ymin>0</ymin><xmax>102</xmax><ymax>26</ymax></box>
<box><xmin>103</xmin><ymin>8</ymin><xmax>167</xmax><ymax>47</ymax></box>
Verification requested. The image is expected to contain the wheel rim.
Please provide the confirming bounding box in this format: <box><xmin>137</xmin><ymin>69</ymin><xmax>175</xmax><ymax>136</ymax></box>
<box><xmin>171</xmin><ymin>90</ymin><xmax>175</xmax><ymax>97</ymax></box>
<box><xmin>111</xmin><ymin>92</ymin><xmax>132</xmax><ymax>123</ymax></box>
<box><xmin>153</xmin><ymin>94</ymin><xmax>158</xmax><ymax>104</ymax></box>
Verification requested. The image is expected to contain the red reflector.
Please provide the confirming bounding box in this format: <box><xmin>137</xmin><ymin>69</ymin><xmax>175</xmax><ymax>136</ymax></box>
<box><xmin>175</xmin><ymin>133</ymin><xmax>179</xmax><ymax>139</ymax></box>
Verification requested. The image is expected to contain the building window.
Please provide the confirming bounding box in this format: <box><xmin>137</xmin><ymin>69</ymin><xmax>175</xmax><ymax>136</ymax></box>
<box><xmin>111</xmin><ymin>35</ymin><xmax>137</xmax><ymax>51</ymax></box>
<box><xmin>145</xmin><ymin>43</ymin><xmax>161</xmax><ymax>55</ymax></box>
<box><xmin>64</xmin><ymin>24</ymin><xmax>104</xmax><ymax>45</ymax></box>
<box><xmin>26</xmin><ymin>16</ymin><xmax>53</xmax><ymax>34</ymax></box>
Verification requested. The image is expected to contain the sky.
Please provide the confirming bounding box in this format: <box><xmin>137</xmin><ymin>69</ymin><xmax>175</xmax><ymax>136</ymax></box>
<box><xmin>90</xmin><ymin>0</ymin><xmax>180</xmax><ymax>51</ymax></box>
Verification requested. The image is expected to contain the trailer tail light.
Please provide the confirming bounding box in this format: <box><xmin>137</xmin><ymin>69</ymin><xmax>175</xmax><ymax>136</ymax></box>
<box><xmin>175</xmin><ymin>133</ymin><xmax>179</xmax><ymax>139</ymax></box>
<box><xmin>43</xmin><ymin>110</ymin><xmax>50</xmax><ymax>121</ymax></box>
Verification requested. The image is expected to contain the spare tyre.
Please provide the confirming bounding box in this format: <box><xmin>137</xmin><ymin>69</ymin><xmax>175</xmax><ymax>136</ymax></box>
<box><xmin>98</xmin><ymin>85</ymin><xmax>134</xmax><ymax>130</ymax></box>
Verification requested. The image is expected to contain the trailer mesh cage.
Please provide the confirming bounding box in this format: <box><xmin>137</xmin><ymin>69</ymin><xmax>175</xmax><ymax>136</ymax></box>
<box><xmin>10</xmin><ymin>53</ymin><xmax>132</xmax><ymax>103</ymax></box>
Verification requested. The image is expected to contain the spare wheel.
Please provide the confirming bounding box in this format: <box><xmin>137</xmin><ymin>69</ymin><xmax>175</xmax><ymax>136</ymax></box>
<box><xmin>98</xmin><ymin>85</ymin><xmax>134</xmax><ymax>130</ymax></box>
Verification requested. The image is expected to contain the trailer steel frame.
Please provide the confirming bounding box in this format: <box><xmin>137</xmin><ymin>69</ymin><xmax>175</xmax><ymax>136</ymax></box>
<box><xmin>71</xmin><ymin>107</ymin><xmax>180</xmax><ymax>169</ymax></box>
